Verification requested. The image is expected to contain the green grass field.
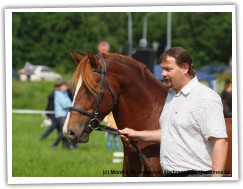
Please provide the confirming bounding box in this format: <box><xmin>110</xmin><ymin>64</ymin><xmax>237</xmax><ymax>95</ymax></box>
<box><xmin>12</xmin><ymin>79</ymin><xmax>61</xmax><ymax>110</ymax></box>
<box><xmin>12</xmin><ymin>78</ymin><xmax>124</xmax><ymax>177</ymax></box>
<box><xmin>12</xmin><ymin>113</ymin><xmax>123</xmax><ymax>177</ymax></box>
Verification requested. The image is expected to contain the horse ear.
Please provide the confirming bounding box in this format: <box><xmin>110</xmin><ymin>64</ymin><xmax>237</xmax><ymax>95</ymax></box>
<box><xmin>86</xmin><ymin>49</ymin><xmax>98</xmax><ymax>68</ymax></box>
<box><xmin>70</xmin><ymin>49</ymin><xmax>84</xmax><ymax>65</ymax></box>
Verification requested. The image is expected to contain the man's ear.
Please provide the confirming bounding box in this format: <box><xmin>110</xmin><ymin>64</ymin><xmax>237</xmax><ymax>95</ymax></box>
<box><xmin>181</xmin><ymin>63</ymin><xmax>190</xmax><ymax>74</ymax></box>
<box><xmin>70</xmin><ymin>49</ymin><xmax>84</xmax><ymax>65</ymax></box>
<box><xmin>86</xmin><ymin>49</ymin><xmax>98</xmax><ymax>68</ymax></box>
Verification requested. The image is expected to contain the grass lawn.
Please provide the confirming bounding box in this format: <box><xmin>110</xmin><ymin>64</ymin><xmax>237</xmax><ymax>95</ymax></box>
<box><xmin>12</xmin><ymin>113</ymin><xmax>123</xmax><ymax>177</ymax></box>
<box><xmin>12</xmin><ymin>79</ymin><xmax>59</xmax><ymax>110</ymax></box>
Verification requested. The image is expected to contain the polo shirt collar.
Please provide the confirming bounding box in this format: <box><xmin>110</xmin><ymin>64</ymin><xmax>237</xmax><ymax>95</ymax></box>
<box><xmin>169</xmin><ymin>76</ymin><xmax>198</xmax><ymax>96</ymax></box>
<box><xmin>181</xmin><ymin>76</ymin><xmax>198</xmax><ymax>95</ymax></box>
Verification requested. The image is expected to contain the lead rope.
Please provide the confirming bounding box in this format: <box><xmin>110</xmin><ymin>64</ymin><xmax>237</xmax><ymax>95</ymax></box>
<box><xmin>130</xmin><ymin>140</ymin><xmax>155</xmax><ymax>176</ymax></box>
<box><xmin>93</xmin><ymin>123</ymin><xmax>155</xmax><ymax>176</ymax></box>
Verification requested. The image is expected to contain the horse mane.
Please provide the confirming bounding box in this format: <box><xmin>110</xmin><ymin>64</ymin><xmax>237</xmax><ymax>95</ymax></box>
<box><xmin>108</xmin><ymin>53</ymin><xmax>147</xmax><ymax>73</ymax></box>
<box><xmin>72</xmin><ymin>53</ymin><xmax>147</xmax><ymax>94</ymax></box>
<box><xmin>72</xmin><ymin>56</ymin><xmax>98</xmax><ymax>95</ymax></box>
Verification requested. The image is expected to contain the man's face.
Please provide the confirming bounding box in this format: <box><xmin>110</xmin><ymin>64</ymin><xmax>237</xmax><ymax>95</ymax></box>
<box><xmin>98</xmin><ymin>42</ymin><xmax>110</xmax><ymax>53</ymax></box>
<box><xmin>161</xmin><ymin>56</ymin><xmax>187</xmax><ymax>91</ymax></box>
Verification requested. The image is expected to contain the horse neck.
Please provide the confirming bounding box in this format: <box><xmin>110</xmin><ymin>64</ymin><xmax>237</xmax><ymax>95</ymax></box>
<box><xmin>110</xmin><ymin>64</ymin><xmax>168</xmax><ymax>131</ymax></box>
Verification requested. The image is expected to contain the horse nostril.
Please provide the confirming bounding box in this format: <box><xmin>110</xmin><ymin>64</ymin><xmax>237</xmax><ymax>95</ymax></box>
<box><xmin>67</xmin><ymin>129</ymin><xmax>77</xmax><ymax>140</ymax></box>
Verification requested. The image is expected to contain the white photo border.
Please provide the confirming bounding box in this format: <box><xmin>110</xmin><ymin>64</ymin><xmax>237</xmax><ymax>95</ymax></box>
<box><xmin>5</xmin><ymin>5</ymin><xmax>238</xmax><ymax>184</ymax></box>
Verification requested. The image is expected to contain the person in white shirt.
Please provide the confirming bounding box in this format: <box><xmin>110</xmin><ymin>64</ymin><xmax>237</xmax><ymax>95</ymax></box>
<box><xmin>119</xmin><ymin>47</ymin><xmax>228</xmax><ymax>177</ymax></box>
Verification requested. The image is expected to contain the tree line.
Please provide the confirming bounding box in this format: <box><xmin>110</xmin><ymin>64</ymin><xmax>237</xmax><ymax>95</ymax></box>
<box><xmin>12</xmin><ymin>12</ymin><xmax>232</xmax><ymax>73</ymax></box>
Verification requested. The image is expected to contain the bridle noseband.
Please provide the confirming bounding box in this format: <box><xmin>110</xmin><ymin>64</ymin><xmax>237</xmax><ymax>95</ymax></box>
<box><xmin>69</xmin><ymin>54</ymin><xmax>117</xmax><ymax>134</ymax></box>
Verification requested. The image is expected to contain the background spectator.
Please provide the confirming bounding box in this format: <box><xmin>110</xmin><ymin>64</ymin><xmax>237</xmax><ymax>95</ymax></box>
<box><xmin>40</xmin><ymin>83</ymin><xmax>60</xmax><ymax>140</ymax></box>
<box><xmin>24</xmin><ymin>61</ymin><xmax>34</xmax><ymax>81</ymax></box>
<box><xmin>52</xmin><ymin>81</ymin><xmax>74</xmax><ymax>150</ymax></box>
<box><xmin>104</xmin><ymin>112</ymin><xmax>120</xmax><ymax>151</ymax></box>
<box><xmin>221</xmin><ymin>79</ymin><xmax>232</xmax><ymax>118</ymax></box>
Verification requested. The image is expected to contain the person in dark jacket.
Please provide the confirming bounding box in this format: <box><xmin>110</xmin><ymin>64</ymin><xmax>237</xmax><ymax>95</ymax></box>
<box><xmin>221</xmin><ymin>79</ymin><xmax>232</xmax><ymax>118</ymax></box>
<box><xmin>40</xmin><ymin>84</ymin><xmax>60</xmax><ymax>140</ymax></box>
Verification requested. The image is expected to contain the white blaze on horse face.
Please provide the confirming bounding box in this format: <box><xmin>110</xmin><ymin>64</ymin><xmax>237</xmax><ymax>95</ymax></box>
<box><xmin>63</xmin><ymin>77</ymin><xmax>82</xmax><ymax>135</ymax></box>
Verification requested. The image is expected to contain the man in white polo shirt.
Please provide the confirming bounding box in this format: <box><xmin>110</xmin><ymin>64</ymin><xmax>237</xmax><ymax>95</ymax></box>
<box><xmin>119</xmin><ymin>47</ymin><xmax>228</xmax><ymax>177</ymax></box>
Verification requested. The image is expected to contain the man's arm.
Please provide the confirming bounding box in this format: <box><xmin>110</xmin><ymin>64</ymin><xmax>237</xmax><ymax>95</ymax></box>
<box><xmin>119</xmin><ymin>128</ymin><xmax>161</xmax><ymax>143</ymax></box>
<box><xmin>210</xmin><ymin>137</ymin><xmax>228</xmax><ymax>177</ymax></box>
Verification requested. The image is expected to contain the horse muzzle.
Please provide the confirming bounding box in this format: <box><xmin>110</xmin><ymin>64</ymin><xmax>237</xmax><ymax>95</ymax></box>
<box><xmin>65</xmin><ymin>126</ymin><xmax>91</xmax><ymax>144</ymax></box>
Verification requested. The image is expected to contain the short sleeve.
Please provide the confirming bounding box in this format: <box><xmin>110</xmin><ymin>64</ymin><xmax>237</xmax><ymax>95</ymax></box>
<box><xmin>197</xmin><ymin>95</ymin><xmax>228</xmax><ymax>141</ymax></box>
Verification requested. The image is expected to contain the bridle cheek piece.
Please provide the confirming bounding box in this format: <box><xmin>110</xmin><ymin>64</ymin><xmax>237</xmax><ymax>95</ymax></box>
<box><xmin>69</xmin><ymin>54</ymin><xmax>117</xmax><ymax>134</ymax></box>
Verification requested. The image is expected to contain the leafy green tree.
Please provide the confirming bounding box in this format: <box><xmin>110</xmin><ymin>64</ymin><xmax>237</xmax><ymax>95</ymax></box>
<box><xmin>12</xmin><ymin>12</ymin><xmax>232</xmax><ymax>73</ymax></box>
<box><xmin>172</xmin><ymin>12</ymin><xmax>232</xmax><ymax>68</ymax></box>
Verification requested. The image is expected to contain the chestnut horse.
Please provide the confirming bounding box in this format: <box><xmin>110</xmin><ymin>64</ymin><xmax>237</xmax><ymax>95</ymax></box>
<box><xmin>63</xmin><ymin>50</ymin><xmax>232</xmax><ymax>177</ymax></box>
<box><xmin>63</xmin><ymin>50</ymin><xmax>167</xmax><ymax>176</ymax></box>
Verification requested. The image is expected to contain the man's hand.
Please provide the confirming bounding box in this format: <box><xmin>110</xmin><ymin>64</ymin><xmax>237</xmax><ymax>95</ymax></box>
<box><xmin>119</xmin><ymin>128</ymin><xmax>139</xmax><ymax>150</ymax></box>
<box><xmin>119</xmin><ymin>128</ymin><xmax>161</xmax><ymax>143</ymax></box>
<box><xmin>119</xmin><ymin>128</ymin><xmax>140</xmax><ymax>141</ymax></box>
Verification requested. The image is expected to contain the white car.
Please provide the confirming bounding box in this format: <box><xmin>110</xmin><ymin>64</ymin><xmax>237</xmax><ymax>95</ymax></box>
<box><xmin>18</xmin><ymin>65</ymin><xmax>62</xmax><ymax>82</ymax></box>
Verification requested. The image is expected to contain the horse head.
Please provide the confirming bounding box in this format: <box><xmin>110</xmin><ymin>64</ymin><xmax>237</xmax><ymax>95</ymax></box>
<box><xmin>63</xmin><ymin>50</ymin><xmax>118</xmax><ymax>143</ymax></box>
